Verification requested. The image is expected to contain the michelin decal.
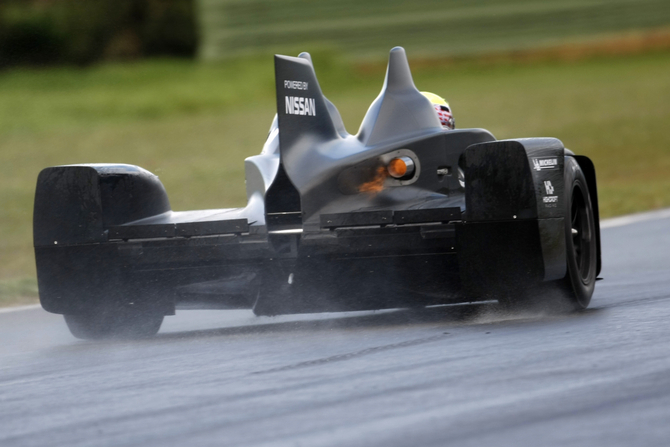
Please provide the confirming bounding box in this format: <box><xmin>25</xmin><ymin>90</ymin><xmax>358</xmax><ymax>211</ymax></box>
<box><xmin>532</xmin><ymin>157</ymin><xmax>558</xmax><ymax>171</ymax></box>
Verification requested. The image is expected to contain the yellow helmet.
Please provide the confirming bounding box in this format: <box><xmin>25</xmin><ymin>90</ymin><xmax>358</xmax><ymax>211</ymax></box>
<box><xmin>421</xmin><ymin>91</ymin><xmax>454</xmax><ymax>130</ymax></box>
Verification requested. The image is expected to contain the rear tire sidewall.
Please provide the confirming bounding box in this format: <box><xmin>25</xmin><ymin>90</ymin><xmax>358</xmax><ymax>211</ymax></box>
<box><xmin>563</xmin><ymin>157</ymin><xmax>597</xmax><ymax>309</ymax></box>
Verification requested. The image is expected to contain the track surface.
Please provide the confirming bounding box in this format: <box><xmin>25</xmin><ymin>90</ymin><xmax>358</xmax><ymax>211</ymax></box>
<box><xmin>2</xmin><ymin>212</ymin><xmax>670</xmax><ymax>446</ymax></box>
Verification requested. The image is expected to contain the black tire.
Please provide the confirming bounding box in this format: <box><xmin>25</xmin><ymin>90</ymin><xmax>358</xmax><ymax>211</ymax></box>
<box><xmin>560</xmin><ymin>156</ymin><xmax>597</xmax><ymax>310</ymax></box>
<box><xmin>64</xmin><ymin>308</ymin><xmax>164</xmax><ymax>340</ymax></box>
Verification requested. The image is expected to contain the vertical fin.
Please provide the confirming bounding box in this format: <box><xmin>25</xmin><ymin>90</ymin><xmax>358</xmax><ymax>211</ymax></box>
<box><xmin>268</xmin><ymin>54</ymin><xmax>344</xmax><ymax>215</ymax></box>
<box><xmin>274</xmin><ymin>54</ymin><xmax>341</xmax><ymax>161</ymax></box>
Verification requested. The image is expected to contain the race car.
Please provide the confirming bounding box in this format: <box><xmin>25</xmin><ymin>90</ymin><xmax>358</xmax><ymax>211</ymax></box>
<box><xmin>33</xmin><ymin>47</ymin><xmax>601</xmax><ymax>339</ymax></box>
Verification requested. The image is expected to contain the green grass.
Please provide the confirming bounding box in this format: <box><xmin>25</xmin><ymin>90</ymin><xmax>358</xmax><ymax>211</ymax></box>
<box><xmin>1</xmin><ymin>50</ymin><xmax>670</xmax><ymax>305</ymax></box>
<box><xmin>0</xmin><ymin>57</ymin><xmax>277</xmax><ymax>134</ymax></box>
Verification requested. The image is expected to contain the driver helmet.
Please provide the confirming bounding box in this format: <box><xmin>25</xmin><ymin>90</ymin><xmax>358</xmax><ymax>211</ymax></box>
<box><xmin>421</xmin><ymin>91</ymin><xmax>455</xmax><ymax>130</ymax></box>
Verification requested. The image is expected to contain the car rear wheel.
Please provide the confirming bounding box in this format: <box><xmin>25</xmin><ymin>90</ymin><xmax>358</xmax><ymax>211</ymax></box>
<box><xmin>498</xmin><ymin>157</ymin><xmax>596</xmax><ymax>313</ymax></box>
<box><xmin>560</xmin><ymin>156</ymin><xmax>597</xmax><ymax>310</ymax></box>
<box><xmin>64</xmin><ymin>308</ymin><xmax>163</xmax><ymax>340</ymax></box>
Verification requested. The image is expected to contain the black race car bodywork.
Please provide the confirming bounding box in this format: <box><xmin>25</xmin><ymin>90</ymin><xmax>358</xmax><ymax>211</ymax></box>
<box><xmin>33</xmin><ymin>47</ymin><xmax>601</xmax><ymax>339</ymax></box>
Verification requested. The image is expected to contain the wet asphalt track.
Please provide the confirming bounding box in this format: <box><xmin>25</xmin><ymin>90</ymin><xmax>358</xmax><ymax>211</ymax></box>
<box><xmin>2</xmin><ymin>210</ymin><xmax>670</xmax><ymax>447</ymax></box>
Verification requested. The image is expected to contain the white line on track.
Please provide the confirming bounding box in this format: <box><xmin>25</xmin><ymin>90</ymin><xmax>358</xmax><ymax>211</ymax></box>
<box><xmin>0</xmin><ymin>304</ymin><xmax>41</xmax><ymax>314</ymax></box>
<box><xmin>600</xmin><ymin>207</ymin><xmax>670</xmax><ymax>229</ymax></box>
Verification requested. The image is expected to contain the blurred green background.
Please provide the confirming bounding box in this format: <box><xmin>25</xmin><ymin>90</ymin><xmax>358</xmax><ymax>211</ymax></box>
<box><xmin>1</xmin><ymin>0</ymin><xmax>670</xmax><ymax>305</ymax></box>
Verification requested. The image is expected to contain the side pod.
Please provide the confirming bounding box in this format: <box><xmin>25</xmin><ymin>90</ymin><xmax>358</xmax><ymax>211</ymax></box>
<box><xmin>457</xmin><ymin>139</ymin><xmax>567</xmax><ymax>298</ymax></box>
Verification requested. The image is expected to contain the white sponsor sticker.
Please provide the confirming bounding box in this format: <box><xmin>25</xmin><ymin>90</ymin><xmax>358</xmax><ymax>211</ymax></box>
<box><xmin>544</xmin><ymin>180</ymin><xmax>555</xmax><ymax>195</ymax></box>
<box><xmin>285</xmin><ymin>96</ymin><xmax>317</xmax><ymax>116</ymax></box>
<box><xmin>532</xmin><ymin>157</ymin><xmax>558</xmax><ymax>171</ymax></box>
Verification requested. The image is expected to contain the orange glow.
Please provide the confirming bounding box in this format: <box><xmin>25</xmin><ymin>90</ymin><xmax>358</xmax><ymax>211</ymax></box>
<box><xmin>388</xmin><ymin>158</ymin><xmax>408</xmax><ymax>178</ymax></box>
<box><xmin>358</xmin><ymin>166</ymin><xmax>388</xmax><ymax>193</ymax></box>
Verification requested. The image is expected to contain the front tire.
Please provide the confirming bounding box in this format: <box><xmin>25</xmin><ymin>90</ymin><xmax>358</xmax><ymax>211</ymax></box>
<box><xmin>64</xmin><ymin>308</ymin><xmax>164</xmax><ymax>340</ymax></box>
